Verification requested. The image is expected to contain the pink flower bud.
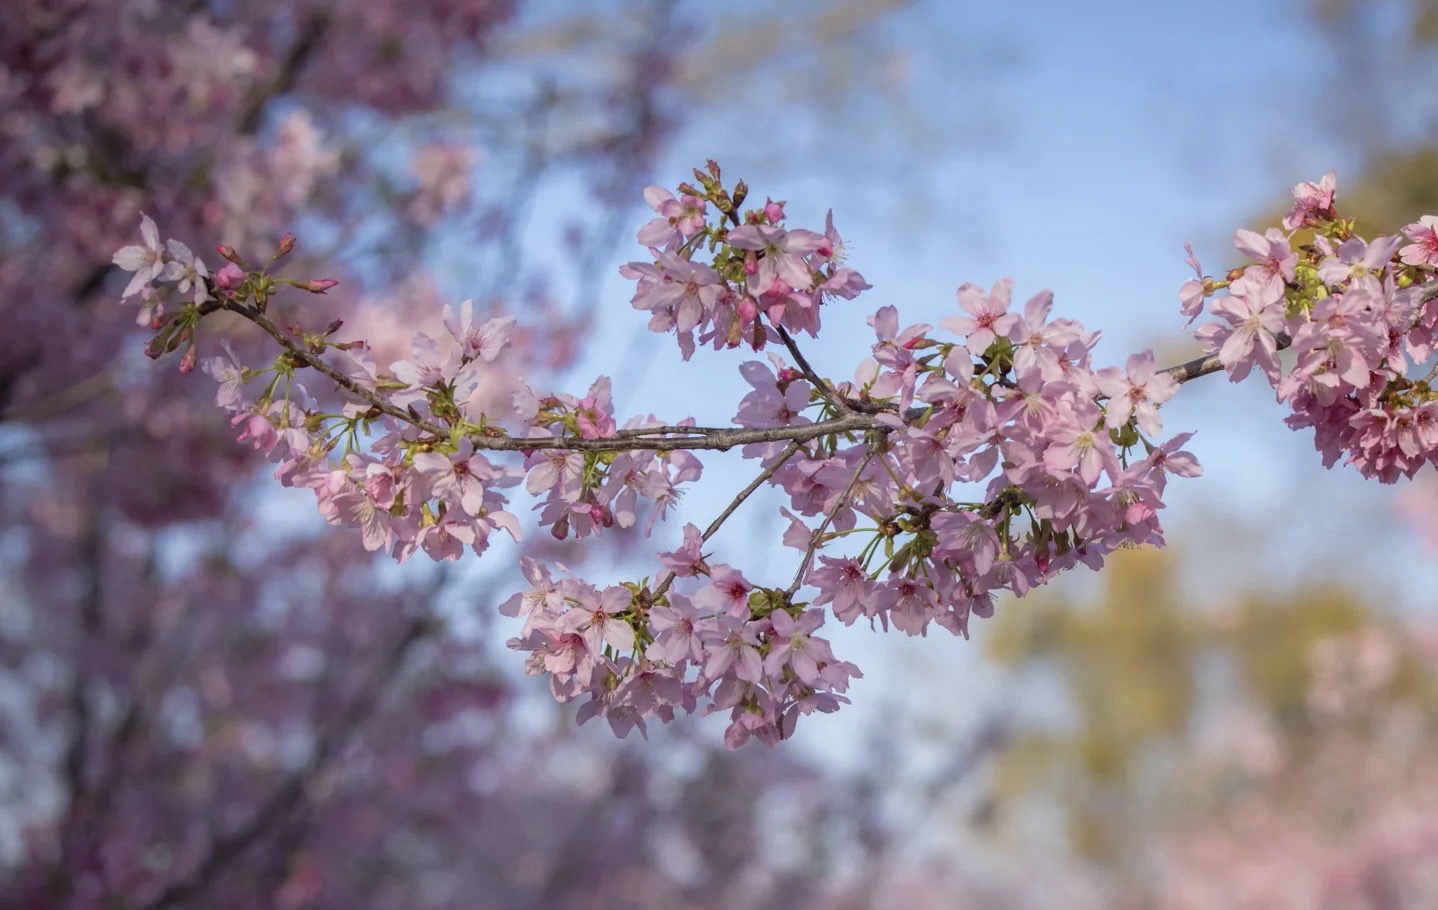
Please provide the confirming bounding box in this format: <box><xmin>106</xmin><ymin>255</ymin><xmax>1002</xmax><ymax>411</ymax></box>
<box><xmin>216</xmin><ymin>244</ymin><xmax>243</xmax><ymax>264</ymax></box>
<box><xmin>764</xmin><ymin>200</ymin><xmax>785</xmax><ymax>222</ymax></box>
<box><xmin>275</xmin><ymin>232</ymin><xmax>296</xmax><ymax>258</ymax></box>
<box><xmin>299</xmin><ymin>279</ymin><xmax>339</xmax><ymax>294</ymax></box>
<box><xmin>215</xmin><ymin>263</ymin><xmax>245</xmax><ymax>293</ymax></box>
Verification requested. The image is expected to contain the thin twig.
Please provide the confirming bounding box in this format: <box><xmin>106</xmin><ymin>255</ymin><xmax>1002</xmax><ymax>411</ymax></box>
<box><xmin>774</xmin><ymin>322</ymin><xmax>850</xmax><ymax>413</ymax></box>
<box><xmin>608</xmin><ymin>422</ymin><xmax>786</xmax><ymax>439</ymax></box>
<box><xmin>785</xmin><ymin>447</ymin><xmax>874</xmax><ymax>598</ymax></box>
<box><xmin>1159</xmin><ymin>332</ymin><xmax>1294</xmax><ymax>385</ymax></box>
<box><xmin>222</xmin><ymin>300</ymin><xmax>449</xmax><ymax>438</ymax></box>
<box><xmin>225</xmin><ymin>299</ymin><xmax>888</xmax><ymax>452</ymax></box>
<box><xmin>651</xmin><ymin>441</ymin><xmax>804</xmax><ymax>601</ymax></box>
<box><xmin>527</xmin><ymin>415</ymin><xmax>877</xmax><ymax>454</ymax></box>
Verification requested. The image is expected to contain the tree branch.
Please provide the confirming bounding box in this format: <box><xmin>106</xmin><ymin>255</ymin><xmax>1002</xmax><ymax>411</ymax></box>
<box><xmin>56</xmin><ymin>516</ymin><xmax>106</xmax><ymax>892</ymax></box>
<box><xmin>785</xmin><ymin>446</ymin><xmax>874</xmax><ymax>599</ymax></box>
<box><xmin>774</xmin><ymin>322</ymin><xmax>850</xmax><ymax>413</ymax></box>
<box><xmin>221</xmin><ymin>300</ymin><xmax>450</xmax><ymax>438</ymax></box>
<box><xmin>652</xmin><ymin>441</ymin><xmax>804</xmax><ymax>600</ymax></box>
<box><xmin>226</xmin><ymin>287</ymin><xmax>1293</xmax><ymax>465</ymax></box>
<box><xmin>236</xmin><ymin>15</ymin><xmax>330</xmax><ymax>135</ymax></box>
<box><xmin>1159</xmin><ymin>332</ymin><xmax>1294</xmax><ymax>385</ymax></box>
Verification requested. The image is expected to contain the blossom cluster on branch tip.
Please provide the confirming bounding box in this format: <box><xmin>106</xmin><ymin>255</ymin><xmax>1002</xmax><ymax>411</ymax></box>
<box><xmin>1184</xmin><ymin>170</ymin><xmax>1438</xmax><ymax>482</ymax></box>
<box><xmin>111</xmin><ymin>162</ymin><xmax>1438</xmax><ymax>746</ymax></box>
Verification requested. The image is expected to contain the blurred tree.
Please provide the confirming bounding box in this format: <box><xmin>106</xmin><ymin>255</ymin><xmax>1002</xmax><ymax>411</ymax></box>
<box><xmin>981</xmin><ymin>545</ymin><xmax>1438</xmax><ymax>907</ymax></box>
<box><xmin>985</xmin><ymin>548</ymin><xmax>1201</xmax><ymax>863</ymax></box>
<box><xmin>0</xmin><ymin>1</ymin><xmax>951</xmax><ymax>907</ymax></box>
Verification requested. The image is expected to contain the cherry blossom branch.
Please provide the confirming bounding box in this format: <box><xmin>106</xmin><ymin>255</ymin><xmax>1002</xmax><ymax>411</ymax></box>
<box><xmin>221</xmin><ymin>298</ymin><xmax>887</xmax><ymax>452</ymax></box>
<box><xmin>775</xmin><ymin>322</ymin><xmax>850</xmax><ymax>413</ymax></box>
<box><xmin>238</xmin><ymin>295</ymin><xmax>1250</xmax><ymax>462</ymax></box>
<box><xmin>1159</xmin><ymin>332</ymin><xmax>1295</xmax><ymax>385</ymax></box>
<box><xmin>785</xmin><ymin>446</ymin><xmax>874</xmax><ymax>599</ymax></box>
<box><xmin>224</xmin><ymin>275</ymin><xmax>1261</xmax><ymax>463</ymax></box>
<box><xmin>651</xmin><ymin>440</ymin><xmax>804</xmax><ymax>600</ymax></box>
<box><xmin>220</xmin><ymin>299</ymin><xmax>449</xmax><ymax>438</ymax></box>
<box><xmin>64</xmin><ymin>15</ymin><xmax>331</xmax><ymax>308</ymax></box>
<box><xmin>118</xmin><ymin>165</ymin><xmax>1438</xmax><ymax>747</ymax></box>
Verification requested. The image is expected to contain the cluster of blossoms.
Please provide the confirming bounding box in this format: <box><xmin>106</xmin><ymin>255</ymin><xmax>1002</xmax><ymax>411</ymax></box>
<box><xmin>112</xmin><ymin>162</ymin><xmax>1438</xmax><ymax>746</ymax></box>
<box><xmin>622</xmin><ymin>163</ymin><xmax>871</xmax><ymax>359</ymax></box>
<box><xmin>499</xmin><ymin>552</ymin><xmax>860</xmax><ymax>747</ymax></box>
<box><xmin>1184</xmin><ymin>171</ymin><xmax>1438</xmax><ymax>481</ymax></box>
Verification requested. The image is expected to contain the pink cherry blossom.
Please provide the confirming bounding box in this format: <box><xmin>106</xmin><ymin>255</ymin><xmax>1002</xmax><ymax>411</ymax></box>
<box><xmin>1282</xmin><ymin>169</ymin><xmax>1337</xmax><ymax>231</ymax></box>
<box><xmin>1095</xmin><ymin>351</ymin><xmax>1180</xmax><ymax>436</ymax></box>
<box><xmin>725</xmin><ymin>223</ymin><xmax>826</xmax><ymax>294</ymax></box>
<box><xmin>942</xmin><ymin>278</ymin><xmax>1023</xmax><ymax>355</ymax></box>
<box><xmin>1400</xmin><ymin>215</ymin><xmax>1438</xmax><ymax>267</ymax></box>
<box><xmin>1194</xmin><ymin>275</ymin><xmax>1286</xmax><ymax>383</ymax></box>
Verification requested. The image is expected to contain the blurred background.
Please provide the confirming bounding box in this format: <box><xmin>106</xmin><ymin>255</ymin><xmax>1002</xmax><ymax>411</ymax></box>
<box><xmin>3</xmin><ymin>0</ymin><xmax>1438</xmax><ymax>907</ymax></box>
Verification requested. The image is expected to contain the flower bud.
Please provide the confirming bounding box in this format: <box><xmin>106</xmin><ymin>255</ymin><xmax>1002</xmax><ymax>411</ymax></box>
<box><xmin>298</xmin><ymin>279</ymin><xmax>339</xmax><ymax>294</ymax></box>
<box><xmin>215</xmin><ymin>263</ymin><xmax>245</xmax><ymax>293</ymax></box>
<box><xmin>216</xmin><ymin>244</ymin><xmax>244</xmax><ymax>265</ymax></box>
<box><xmin>275</xmin><ymin>232</ymin><xmax>296</xmax><ymax>259</ymax></box>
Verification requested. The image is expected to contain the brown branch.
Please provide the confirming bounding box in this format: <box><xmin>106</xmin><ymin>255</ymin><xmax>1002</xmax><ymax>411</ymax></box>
<box><xmin>237</xmin><ymin>15</ymin><xmax>331</xmax><ymax>135</ymax></box>
<box><xmin>652</xmin><ymin>441</ymin><xmax>805</xmax><ymax>601</ymax></box>
<box><xmin>774</xmin><ymin>322</ymin><xmax>850</xmax><ymax>413</ymax></box>
<box><xmin>529</xmin><ymin>415</ymin><xmax>878</xmax><ymax>454</ymax></box>
<box><xmin>223</xmin><ymin>300</ymin><xmax>885</xmax><ymax>452</ymax></box>
<box><xmin>221</xmin><ymin>300</ymin><xmax>449</xmax><ymax>438</ymax></box>
<box><xmin>785</xmin><ymin>446</ymin><xmax>874</xmax><ymax>599</ymax></box>
<box><xmin>1159</xmin><ymin>332</ymin><xmax>1294</xmax><ymax>385</ymax></box>
<box><xmin>607</xmin><ymin>422</ymin><xmax>763</xmax><ymax>439</ymax></box>
<box><xmin>228</xmin><ymin>273</ymin><xmax>1301</xmax><ymax>464</ymax></box>
<box><xmin>55</xmin><ymin>516</ymin><xmax>106</xmax><ymax>892</ymax></box>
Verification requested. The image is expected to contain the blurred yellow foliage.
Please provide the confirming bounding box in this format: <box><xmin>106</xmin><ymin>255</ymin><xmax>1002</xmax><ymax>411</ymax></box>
<box><xmin>981</xmin><ymin>544</ymin><xmax>1436</xmax><ymax>864</ymax></box>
